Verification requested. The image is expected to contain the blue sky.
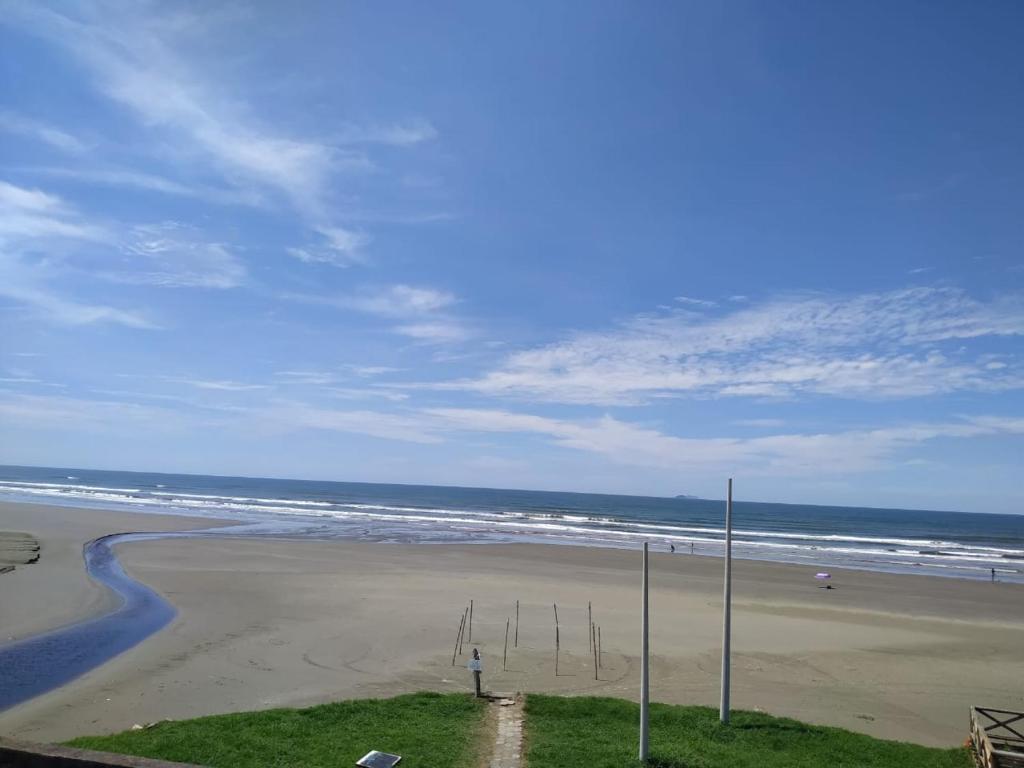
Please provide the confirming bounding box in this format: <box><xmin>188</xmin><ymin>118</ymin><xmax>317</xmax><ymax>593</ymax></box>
<box><xmin>1</xmin><ymin>1</ymin><xmax>1022</xmax><ymax>513</ymax></box>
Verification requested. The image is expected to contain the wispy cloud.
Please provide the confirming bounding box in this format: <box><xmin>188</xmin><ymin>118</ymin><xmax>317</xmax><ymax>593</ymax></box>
<box><xmin>0</xmin><ymin>110</ymin><xmax>87</xmax><ymax>153</ymax></box>
<box><xmin>5</xmin><ymin>5</ymin><xmax>337</xmax><ymax>218</ymax></box>
<box><xmin>0</xmin><ymin>180</ymin><xmax>155</xmax><ymax>327</ymax></box>
<box><xmin>21</xmin><ymin>166</ymin><xmax>260</xmax><ymax>206</ymax></box>
<box><xmin>230</xmin><ymin>400</ymin><xmax>1024</xmax><ymax>478</ymax></box>
<box><xmin>287</xmin><ymin>226</ymin><xmax>370</xmax><ymax>268</ymax></box>
<box><xmin>333</xmin><ymin>119</ymin><xmax>438</xmax><ymax>147</ymax></box>
<box><xmin>113</xmin><ymin>222</ymin><xmax>247</xmax><ymax>289</ymax></box>
<box><xmin>0</xmin><ymin>179</ymin><xmax>106</xmax><ymax>241</ymax></box>
<box><xmin>733</xmin><ymin>418</ymin><xmax>786</xmax><ymax>428</ymax></box>
<box><xmin>284</xmin><ymin>284</ymin><xmax>470</xmax><ymax>343</ymax></box>
<box><xmin>175</xmin><ymin>379</ymin><xmax>269</xmax><ymax>392</ymax></box>
<box><xmin>674</xmin><ymin>295</ymin><xmax>717</xmax><ymax>308</ymax></box>
<box><xmin>343</xmin><ymin>285</ymin><xmax>457</xmax><ymax>317</ymax></box>
<box><xmin>446</xmin><ymin>287</ymin><xmax>1024</xmax><ymax>404</ymax></box>
<box><xmin>0</xmin><ymin>391</ymin><xmax>179</xmax><ymax>429</ymax></box>
<box><xmin>0</xmin><ymin>273</ymin><xmax>156</xmax><ymax>328</ymax></box>
<box><xmin>393</xmin><ymin>321</ymin><xmax>471</xmax><ymax>344</ymax></box>
<box><xmin>425</xmin><ymin>408</ymin><xmax>1024</xmax><ymax>476</ymax></box>
<box><xmin>270</xmin><ymin>403</ymin><xmax>443</xmax><ymax>444</ymax></box>
<box><xmin>4</xmin><ymin>3</ymin><xmax>439</xmax><ymax>266</ymax></box>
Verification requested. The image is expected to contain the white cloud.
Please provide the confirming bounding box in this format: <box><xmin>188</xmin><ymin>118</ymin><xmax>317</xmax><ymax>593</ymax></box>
<box><xmin>348</xmin><ymin>365</ymin><xmax>403</xmax><ymax>377</ymax></box>
<box><xmin>0</xmin><ymin>181</ymin><xmax>155</xmax><ymax>327</ymax></box>
<box><xmin>0</xmin><ymin>111</ymin><xmax>87</xmax><ymax>153</ymax></box>
<box><xmin>113</xmin><ymin>223</ymin><xmax>247</xmax><ymax>288</ymax></box>
<box><xmin>0</xmin><ymin>391</ymin><xmax>178</xmax><ymax>429</ymax></box>
<box><xmin>287</xmin><ymin>226</ymin><xmax>370</xmax><ymax>267</ymax></box>
<box><xmin>448</xmin><ymin>287</ymin><xmax>1024</xmax><ymax>404</ymax></box>
<box><xmin>733</xmin><ymin>418</ymin><xmax>786</xmax><ymax>428</ymax></box>
<box><xmin>324</xmin><ymin>387</ymin><xmax>409</xmax><ymax>402</ymax></box>
<box><xmin>24</xmin><ymin>166</ymin><xmax>260</xmax><ymax>206</ymax></box>
<box><xmin>271</xmin><ymin>403</ymin><xmax>443</xmax><ymax>444</ymax></box>
<box><xmin>176</xmin><ymin>379</ymin><xmax>268</xmax><ymax>392</ymax></box>
<box><xmin>346</xmin><ymin>285</ymin><xmax>456</xmax><ymax>317</ymax></box>
<box><xmin>283</xmin><ymin>284</ymin><xmax>469</xmax><ymax>343</ymax></box>
<box><xmin>425</xmin><ymin>407</ymin><xmax>1024</xmax><ymax>476</ymax></box>
<box><xmin>0</xmin><ymin>179</ymin><xmax>106</xmax><ymax>242</ymax></box>
<box><xmin>333</xmin><ymin>119</ymin><xmax>438</xmax><ymax>147</ymax></box>
<box><xmin>5</xmin><ymin>5</ymin><xmax>337</xmax><ymax>218</ymax></box>
<box><xmin>394</xmin><ymin>321</ymin><xmax>471</xmax><ymax>344</ymax></box>
<box><xmin>0</xmin><ymin>274</ymin><xmax>156</xmax><ymax>328</ymax></box>
<box><xmin>5</xmin><ymin>4</ymin><xmax>439</xmax><ymax>268</ymax></box>
<box><xmin>241</xmin><ymin>401</ymin><xmax>1024</xmax><ymax>478</ymax></box>
<box><xmin>674</xmin><ymin>295</ymin><xmax>717</xmax><ymax>307</ymax></box>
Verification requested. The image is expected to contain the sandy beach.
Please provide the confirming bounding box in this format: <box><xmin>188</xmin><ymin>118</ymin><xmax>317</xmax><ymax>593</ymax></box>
<box><xmin>1</xmin><ymin>501</ymin><xmax>1022</xmax><ymax>748</ymax></box>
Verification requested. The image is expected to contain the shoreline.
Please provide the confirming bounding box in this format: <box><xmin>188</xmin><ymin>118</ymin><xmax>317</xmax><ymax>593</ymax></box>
<box><xmin>2</xmin><ymin>474</ymin><xmax>1021</xmax><ymax>586</ymax></box>
<box><xmin>1</xmin><ymin>501</ymin><xmax>1023</xmax><ymax>747</ymax></box>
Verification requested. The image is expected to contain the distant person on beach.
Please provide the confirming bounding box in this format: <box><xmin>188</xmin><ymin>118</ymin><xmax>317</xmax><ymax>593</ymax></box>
<box><xmin>690</xmin><ymin>542</ymin><xmax>694</xmax><ymax>554</ymax></box>
<box><xmin>992</xmin><ymin>568</ymin><xmax>996</xmax><ymax>583</ymax></box>
<box><xmin>670</xmin><ymin>544</ymin><xmax>675</xmax><ymax>553</ymax></box>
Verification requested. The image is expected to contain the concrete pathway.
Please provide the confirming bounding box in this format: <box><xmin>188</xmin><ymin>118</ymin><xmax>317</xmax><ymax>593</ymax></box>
<box><xmin>488</xmin><ymin>696</ymin><xmax>524</xmax><ymax>768</ymax></box>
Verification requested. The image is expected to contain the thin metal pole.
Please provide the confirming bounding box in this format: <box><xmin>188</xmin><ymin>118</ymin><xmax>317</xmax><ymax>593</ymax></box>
<box><xmin>469</xmin><ymin>599</ymin><xmax>473</xmax><ymax>643</ymax></box>
<box><xmin>720</xmin><ymin>478</ymin><xmax>733</xmax><ymax>724</ymax></box>
<box><xmin>592</xmin><ymin>622</ymin><xmax>598</xmax><ymax>680</ymax></box>
<box><xmin>588</xmin><ymin>601</ymin><xmax>592</xmax><ymax>652</ymax></box>
<box><xmin>598</xmin><ymin>625</ymin><xmax>602</xmax><ymax>667</ymax></box>
<box><xmin>639</xmin><ymin>541</ymin><xmax>649</xmax><ymax>761</ymax></box>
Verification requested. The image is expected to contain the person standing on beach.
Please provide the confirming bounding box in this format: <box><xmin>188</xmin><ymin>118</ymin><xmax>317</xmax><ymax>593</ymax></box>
<box><xmin>992</xmin><ymin>567</ymin><xmax>997</xmax><ymax>583</ymax></box>
<box><xmin>670</xmin><ymin>544</ymin><xmax>675</xmax><ymax>553</ymax></box>
<box><xmin>468</xmin><ymin>648</ymin><xmax>482</xmax><ymax>697</ymax></box>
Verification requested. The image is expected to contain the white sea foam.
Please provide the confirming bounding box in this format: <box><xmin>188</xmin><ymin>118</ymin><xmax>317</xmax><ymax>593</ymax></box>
<box><xmin>1</xmin><ymin>479</ymin><xmax>1021</xmax><ymax>579</ymax></box>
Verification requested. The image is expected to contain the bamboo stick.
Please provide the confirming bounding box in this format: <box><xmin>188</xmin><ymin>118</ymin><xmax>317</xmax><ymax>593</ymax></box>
<box><xmin>503</xmin><ymin>617</ymin><xmax>510</xmax><ymax>671</ymax></box>
<box><xmin>451</xmin><ymin>611</ymin><xmax>466</xmax><ymax>666</ymax></box>
<box><xmin>458</xmin><ymin>606</ymin><xmax>468</xmax><ymax>655</ymax></box>
<box><xmin>514</xmin><ymin>599</ymin><xmax>519</xmax><ymax>648</ymax></box>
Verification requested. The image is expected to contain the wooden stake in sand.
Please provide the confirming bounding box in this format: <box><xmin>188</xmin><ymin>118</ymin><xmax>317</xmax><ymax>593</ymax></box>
<box><xmin>591</xmin><ymin>622</ymin><xmax>598</xmax><ymax>680</ymax></box>
<box><xmin>452</xmin><ymin>611</ymin><xmax>466</xmax><ymax>666</ymax></box>
<box><xmin>458</xmin><ymin>606</ymin><xmax>468</xmax><ymax>656</ymax></box>
<box><xmin>553</xmin><ymin>603</ymin><xmax>560</xmax><ymax>676</ymax></box>
<box><xmin>514</xmin><ymin>599</ymin><xmax>519</xmax><ymax>648</ymax></box>
<box><xmin>503</xmin><ymin>617</ymin><xmax>510</xmax><ymax>671</ymax></box>
<box><xmin>598</xmin><ymin>625</ymin><xmax>602</xmax><ymax>668</ymax></box>
<box><xmin>468</xmin><ymin>599</ymin><xmax>474</xmax><ymax>643</ymax></box>
<box><xmin>588</xmin><ymin>601</ymin><xmax>592</xmax><ymax>652</ymax></box>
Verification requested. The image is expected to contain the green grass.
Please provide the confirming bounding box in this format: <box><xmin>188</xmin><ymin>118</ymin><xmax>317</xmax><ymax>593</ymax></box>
<box><xmin>524</xmin><ymin>695</ymin><xmax>973</xmax><ymax>768</ymax></box>
<box><xmin>63</xmin><ymin>691</ymin><xmax>975</xmax><ymax>768</ymax></box>
<box><xmin>65</xmin><ymin>692</ymin><xmax>486</xmax><ymax>768</ymax></box>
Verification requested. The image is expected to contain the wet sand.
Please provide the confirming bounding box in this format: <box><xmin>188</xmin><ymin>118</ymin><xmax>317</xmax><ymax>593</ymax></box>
<box><xmin>1</xmin><ymin>501</ymin><xmax>1022</xmax><ymax>747</ymax></box>
<box><xmin>0</xmin><ymin>503</ymin><xmax>219</xmax><ymax>644</ymax></box>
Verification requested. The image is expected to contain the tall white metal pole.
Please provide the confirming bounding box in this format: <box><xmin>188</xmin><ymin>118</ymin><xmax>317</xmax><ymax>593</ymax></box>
<box><xmin>720</xmin><ymin>478</ymin><xmax>733</xmax><ymax>724</ymax></box>
<box><xmin>639</xmin><ymin>541</ymin><xmax>650</xmax><ymax>761</ymax></box>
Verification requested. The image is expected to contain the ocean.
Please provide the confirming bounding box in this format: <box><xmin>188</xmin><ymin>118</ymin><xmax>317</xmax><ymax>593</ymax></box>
<box><xmin>2</xmin><ymin>464</ymin><xmax>1022</xmax><ymax>583</ymax></box>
